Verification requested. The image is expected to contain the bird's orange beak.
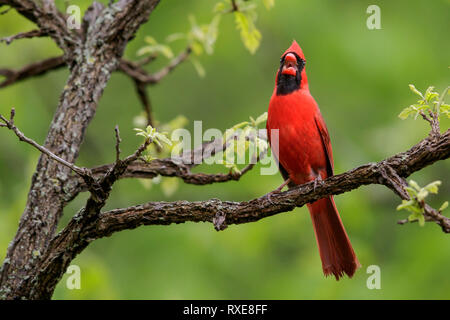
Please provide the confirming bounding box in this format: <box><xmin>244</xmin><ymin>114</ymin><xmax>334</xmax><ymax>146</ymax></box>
<box><xmin>281</xmin><ymin>53</ymin><xmax>297</xmax><ymax>76</ymax></box>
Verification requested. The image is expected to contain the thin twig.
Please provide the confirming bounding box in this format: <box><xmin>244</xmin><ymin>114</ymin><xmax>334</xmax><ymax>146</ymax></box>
<box><xmin>380</xmin><ymin>162</ymin><xmax>450</xmax><ymax>232</ymax></box>
<box><xmin>118</xmin><ymin>47</ymin><xmax>192</xmax><ymax>85</ymax></box>
<box><xmin>0</xmin><ymin>29</ymin><xmax>46</xmax><ymax>45</ymax></box>
<box><xmin>230</xmin><ymin>0</ymin><xmax>239</xmax><ymax>12</ymax></box>
<box><xmin>134</xmin><ymin>79</ymin><xmax>154</xmax><ymax>127</ymax></box>
<box><xmin>114</xmin><ymin>125</ymin><xmax>121</xmax><ymax>163</ymax></box>
<box><xmin>0</xmin><ymin>108</ymin><xmax>88</xmax><ymax>178</ymax></box>
<box><xmin>0</xmin><ymin>56</ymin><xmax>65</xmax><ymax>88</ymax></box>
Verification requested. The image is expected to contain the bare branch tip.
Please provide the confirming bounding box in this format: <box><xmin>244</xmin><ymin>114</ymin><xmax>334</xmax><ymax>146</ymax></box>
<box><xmin>10</xmin><ymin>108</ymin><xmax>15</xmax><ymax>122</ymax></box>
<box><xmin>114</xmin><ymin>125</ymin><xmax>122</xmax><ymax>162</ymax></box>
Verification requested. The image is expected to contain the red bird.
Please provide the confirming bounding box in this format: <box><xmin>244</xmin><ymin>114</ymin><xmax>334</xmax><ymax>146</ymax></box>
<box><xmin>266</xmin><ymin>40</ymin><xmax>360</xmax><ymax>280</ymax></box>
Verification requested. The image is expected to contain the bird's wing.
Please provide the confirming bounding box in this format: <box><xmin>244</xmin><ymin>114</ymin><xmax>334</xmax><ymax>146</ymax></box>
<box><xmin>314</xmin><ymin>114</ymin><xmax>334</xmax><ymax>177</ymax></box>
<box><xmin>267</xmin><ymin>120</ymin><xmax>295</xmax><ymax>187</ymax></box>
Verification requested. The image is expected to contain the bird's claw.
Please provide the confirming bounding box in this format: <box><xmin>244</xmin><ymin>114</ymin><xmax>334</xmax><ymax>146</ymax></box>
<box><xmin>313</xmin><ymin>175</ymin><xmax>323</xmax><ymax>191</ymax></box>
<box><xmin>262</xmin><ymin>178</ymin><xmax>291</xmax><ymax>205</ymax></box>
<box><xmin>264</xmin><ymin>189</ymin><xmax>281</xmax><ymax>205</ymax></box>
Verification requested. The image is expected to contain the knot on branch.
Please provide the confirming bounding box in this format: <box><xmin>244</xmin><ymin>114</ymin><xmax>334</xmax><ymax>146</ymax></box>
<box><xmin>213</xmin><ymin>209</ymin><xmax>228</xmax><ymax>231</ymax></box>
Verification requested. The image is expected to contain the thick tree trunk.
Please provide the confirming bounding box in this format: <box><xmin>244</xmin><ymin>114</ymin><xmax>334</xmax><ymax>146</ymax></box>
<box><xmin>0</xmin><ymin>0</ymin><xmax>160</xmax><ymax>300</ymax></box>
<box><xmin>0</xmin><ymin>52</ymin><xmax>118</xmax><ymax>299</ymax></box>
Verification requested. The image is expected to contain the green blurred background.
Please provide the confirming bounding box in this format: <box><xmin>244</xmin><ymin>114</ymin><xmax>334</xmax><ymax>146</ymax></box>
<box><xmin>0</xmin><ymin>0</ymin><xmax>449</xmax><ymax>299</ymax></box>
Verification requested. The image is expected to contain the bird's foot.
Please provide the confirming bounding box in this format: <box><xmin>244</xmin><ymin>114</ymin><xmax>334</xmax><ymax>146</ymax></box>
<box><xmin>313</xmin><ymin>175</ymin><xmax>323</xmax><ymax>191</ymax></box>
<box><xmin>263</xmin><ymin>178</ymin><xmax>291</xmax><ymax>204</ymax></box>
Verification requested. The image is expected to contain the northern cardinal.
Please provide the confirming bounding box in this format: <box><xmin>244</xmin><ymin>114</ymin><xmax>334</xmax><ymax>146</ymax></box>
<box><xmin>266</xmin><ymin>40</ymin><xmax>360</xmax><ymax>280</ymax></box>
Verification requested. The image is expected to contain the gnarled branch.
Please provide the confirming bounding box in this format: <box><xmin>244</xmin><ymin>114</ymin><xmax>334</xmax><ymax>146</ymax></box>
<box><xmin>91</xmin><ymin>129</ymin><xmax>450</xmax><ymax>235</ymax></box>
<box><xmin>21</xmin><ymin>128</ymin><xmax>448</xmax><ymax>299</ymax></box>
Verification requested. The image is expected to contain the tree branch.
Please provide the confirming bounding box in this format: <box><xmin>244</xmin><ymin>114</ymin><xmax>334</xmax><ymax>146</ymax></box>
<box><xmin>0</xmin><ymin>56</ymin><xmax>65</xmax><ymax>88</ymax></box>
<box><xmin>0</xmin><ymin>55</ymin><xmax>167</xmax><ymax>89</ymax></box>
<box><xmin>90</xmin><ymin>130</ymin><xmax>450</xmax><ymax>234</ymax></box>
<box><xmin>379</xmin><ymin>164</ymin><xmax>450</xmax><ymax>232</ymax></box>
<box><xmin>118</xmin><ymin>47</ymin><xmax>192</xmax><ymax>85</ymax></box>
<box><xmin>0</xmin><ymin>109</ymin><xmax>90</xmax><ymax>179</ymax></box>
<box><xmin>63</xmin><ymin>130</ymin><xmax>266</xmax><ymax>203</ymax></box>
<box><xmin>0</xmin><ymin>29</ymin><xmax>46</xmax><ymax>45</ymax></box>
<box><xmin>0</xmin><ymin>0</ymin><xmax>77</xmax><ymax>51</ymax></box>
<box><xmin>22</xmin><ymin>128</ymin><xmax>448</xmax><ymax>299</ymax></box>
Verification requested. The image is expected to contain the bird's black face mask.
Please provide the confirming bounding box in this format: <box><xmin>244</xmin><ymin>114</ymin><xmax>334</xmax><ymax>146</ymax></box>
<box><xmin>276</xmin><ymin>52</ymin><xmax>305</xmax><ymax>95</ymax></box>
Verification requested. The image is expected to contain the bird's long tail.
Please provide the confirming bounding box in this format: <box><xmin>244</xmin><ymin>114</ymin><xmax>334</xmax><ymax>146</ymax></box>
<box><xmin>307</xmin><ymin>197</ymin><xmax>360</xmax><ymax>280</ymax></box>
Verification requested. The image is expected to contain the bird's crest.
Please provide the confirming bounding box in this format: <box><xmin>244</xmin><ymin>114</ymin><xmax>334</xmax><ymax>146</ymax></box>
<box><xmin>282</xmin><ymin>40</ymin><xmax>305</xmax><ymax>61</ymax></box>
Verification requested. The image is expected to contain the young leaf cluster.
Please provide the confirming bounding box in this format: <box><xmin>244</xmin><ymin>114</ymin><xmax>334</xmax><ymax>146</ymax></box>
<box><xmin>134</xmin><ymin>116</ymin><xmax>187</xmax><ymax>195</ymax></box>
<box><xmin>137</xmin><ymin>0</ymin><xmax>275</xmax><ymax>77</ymax></box>
<box><xmin>397</xmin><ymin>180</ymin><xmax>448</xmax><ymax>226</ymax></box>
<box><xmin>137</xmin><ymin>36</ymin><xmax>174</xmax><ymax>59</ymax></box>
<box><xmin>215</xmin><ymin>0</ymin><xmax>274</xmax><ymax>54</ymax></box>
<box><xmin>218</xmin><ymin>112</ymin><xmax>268</xmax><ymax>174</ymax></box>
<box><xmin>134</xmin><ymin>125</ymin><xmax>172</xmax><ymax>151</ymax></box>
<box><xmin>399</xmin><ymin>84</ymin><xmax>449</xmax><ymax>120</ymax></box>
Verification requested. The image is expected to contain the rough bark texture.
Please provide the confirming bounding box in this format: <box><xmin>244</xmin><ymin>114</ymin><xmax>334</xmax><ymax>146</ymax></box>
<box><xmin>0</xmin><ymin>0</ymin><xmax>160</xmax><ymax>300</ymax></box>
<box><xmin>87</xmin><ymin>129</ymin><xmax>450</xmax><ymax>234</ymax></box>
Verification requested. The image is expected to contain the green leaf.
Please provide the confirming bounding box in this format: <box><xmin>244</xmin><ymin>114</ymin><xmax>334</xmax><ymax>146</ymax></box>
<box><xmin>398</xmin><ymin>106</ymin><xmax>415</xmax><ymax>120</ymax></box>
<box><xmin>213</xmin><ymin>1</ymin><xmax>226</xmax><ymax>13</ymax></box>
<box><xmin>134</xmin><ymin>128</ymin><xmax>149</xmax><ymax>138</ymax></box>
<box><xmin>133</xmin><ymin>114</ymin><xmax>148</xmax><ymax>128</ymax></box>
<box><xmin>236</xmin><ymin>134</ymin><xmax>247</xmax><ymax>158</ymax></box>
<box><xmin>155</xmin><ymin>132</ymin><xmax>173</xmax><ymax>146</ymax></box>
<box><xmin>411</xmin><ymin>205</ymin><xmax>424</xmax><ymax>214</ymax></box>
<box><xmin>137</xmin><ymin>44</ymin><xmax>174</xmax><ymax>59</ymax></box>
<box><xmin>262</xmin><ymin>0</ymin><xmax>275</xmax><ymax>10</ymax></box>
<box><xmin>440</xmin><ymin>104</ymin><xmax>450</xmax><ymax>112</ymax></box>
<box><xmin>166</xmin><ymin>115</ymin><xmax>188</xmax><ymax>131</ymax></box>
<box><xmin>234</xmin><ymin>11</ymin><xmax>262</xmax><ymax>54</ymax></box>
<box><xmin>144</xmin><ymin>36</ymin><xmax>157</xmax><ymax>45</ymax></box>
<box><xmin>439</xmin><ymin>201</ymin><xmax>448</xmax><ymax>212</ymax></box>
<box><xmin>408</xmin><ymin>212</ymin><xmax>425</xmax><ymax>226</ymax></box>
<box><xmin>190</xmin><ymin>41</ymin><xmax>204</xmax><ymax>56</ymax></box>
<box><xmin>232</xmin><ymin>121</ymin><xmax>250</xmax><ymax>130</ymax></box>
<box><xmin>408</xmin><ymin>212</ymin><xmax>419</xmax><ymax>222</ymax></box>
<box><xmin>231</xmin><ymin>165</ymin><xmax>241</xmax><ymax>175</ymax></box>
<box><xmin>424</xmin><ymin>86</ymin><xmax>438</xmax><ymax>102</ymax></box>
<box><xmin>423</xmin><ymin>180</ymin><xmax>441</xmax><ymax>194</ymax></box>
<box><xmin>139</xmin><ymin>178</ymin><xmax>153</xmax><ymax>190</ymax></box>
<box><xmin>255</xmin><ymin>112</ymin><xmax>268</xmax><ymax>126</ymax></box>
<box><xmin>191</xmin><ymin>57</ymin><xmax>206</xmax><ymax>78</ymax></box>
<box><xmin>396</xmin><ymin>199</ymin><xmax>415</xmax><ymax>211</ymax></box>
<box><xmin>441</xmin><ymin>104</ymin><xmax>450</xmax><ymax>118</ymax></box>
<box><xmin>417</xmin><ymin>214</ymin><xmax>425</xmax><ymax>226</ymax></box>
<box><xmin>409</xmin><ymin>84</ymin><xmax>423</xmax><ymax>98</ymax></box>
<box><xmin>166</xmin><ymin>33</ymin><xmax>187</xmax><ymax>42</ymax></box>
<box><xmin>136</xmin><ymin>46</ymin><xmax>153</xmax><ymax>56</ymax></box>
<box><xmin>255</xmin><ymin>137</ymin><xmax>268</xmax><ymax>153</ymax></box>
<box><xmin>153</xmin><ymin>139</ymin><xmax>162</xmax><ymax>149</ymax></box>
<box><xmin>142</xmin><ymin>154</ymin><xmax>156</xmax><ymax>162</ymax></box>
<box><xmin>409</xmin><ymin>180</ymin><xmax>421</xmax><ymax>191</ymax></box>
<box><xmin>404</xmin><ymin>186</ymin><xmax>417</xmax><ymax>197</ymax></box>
<box><xmin>438</xmin><ymin>86</ymin><xmax>449</xmax><ymax>105</ymax></box>
<box><xmin>204</xmin><ymin>15</ymin><xmax>221</xmax><ymax>55</ymax></box>
<box><xmin>416</xmin><ymin>188</ymin><xmax>429</xmax><ymax>202</ymax></box>
<box><xmin>161</xmin><ymin>178</ymin><xmax>179</xmax><ymax>197</ymax></box>
<box><xmin>224</xmin><ymin>128</ymin><xmax>236</xmax><ymax>141</ymax></box>
<box><xmin>159</xmin><ymin>44</ymin><xmax>174</xmax><ymax>59</ymax></box>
